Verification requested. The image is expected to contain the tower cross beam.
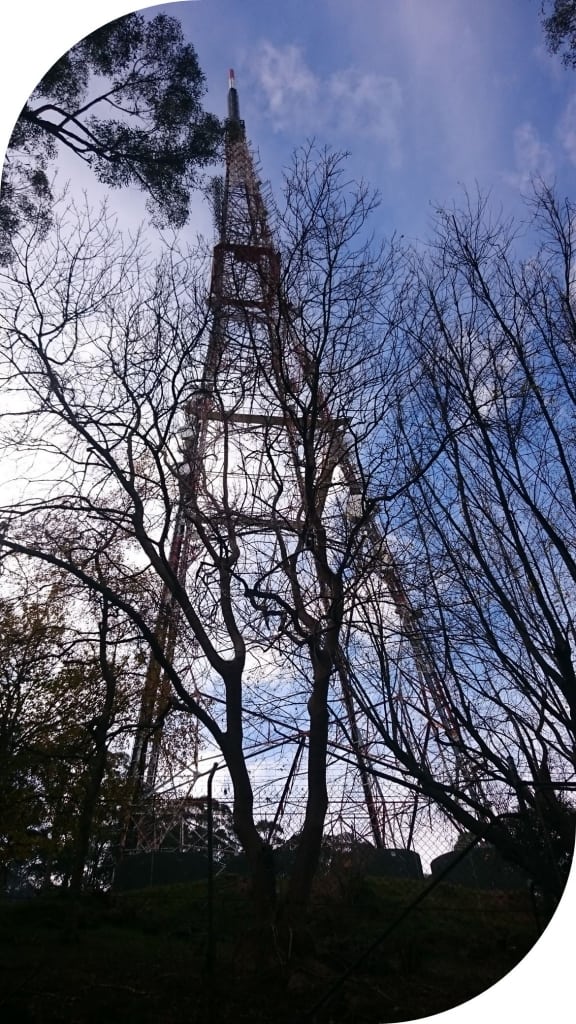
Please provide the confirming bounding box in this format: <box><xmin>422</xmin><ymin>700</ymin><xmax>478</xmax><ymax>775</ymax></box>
<box><xmin>124</xmin><ymin>69</ymin><xmax>475</xmax><ymax>857</ymax></box>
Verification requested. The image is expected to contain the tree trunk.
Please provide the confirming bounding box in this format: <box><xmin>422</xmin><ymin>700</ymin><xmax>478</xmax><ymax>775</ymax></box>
<box><xmin>221</xmin><ymin>686</ymin><xmax>277</xmax><ymax>923</ymax></box>
<box><xmin>69</xmin><ymin>742</ymin><xmax>108</xmax><ymax>894</ymax></box>
<box><xmin>283</xmin><ymin>651</ymin><xmax>331</xmax><ymax>920</ymax></box>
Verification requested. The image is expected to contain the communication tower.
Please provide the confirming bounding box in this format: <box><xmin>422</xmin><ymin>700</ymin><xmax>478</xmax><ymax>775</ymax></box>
<box><xmin>122</xmin><ymin>71</ymin><xmax>477</xmax><ymax>857</ymax></box>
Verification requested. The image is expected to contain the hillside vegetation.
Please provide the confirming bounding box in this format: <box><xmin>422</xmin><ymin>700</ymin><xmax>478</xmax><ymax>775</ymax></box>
<box><xmin>0</xmin><ymin>872</ymin><xmax>553</xmax><ymax>1023</ymax></box>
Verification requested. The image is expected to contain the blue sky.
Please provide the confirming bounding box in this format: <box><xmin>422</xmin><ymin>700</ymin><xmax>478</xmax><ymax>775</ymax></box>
<box><xmin>1</xmin><ymin>4</ymin><xmax>575</xmax><ymax>1020</ymax></box>
<box><xmin>170</xmin><ymin>0</ymin><xmax>576</xmax><ymax>241</ymax></box>
<box><xmin>2</xmin><ymin>1</ymin><xmax>576</xmax><ymax>245</ymax></box>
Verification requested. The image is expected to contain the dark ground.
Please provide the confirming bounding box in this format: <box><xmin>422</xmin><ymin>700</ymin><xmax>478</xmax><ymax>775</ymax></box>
<box><xmin>0</xmin><ymin>872</ymin><xmax>555</xmax><ymax>1024</ymax></box>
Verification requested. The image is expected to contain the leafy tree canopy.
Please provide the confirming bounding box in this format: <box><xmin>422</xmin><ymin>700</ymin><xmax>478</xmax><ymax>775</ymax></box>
<box><xmin>541</xmin><ymin>0</ymin><xmax>576</xmax><ymax>66</ymax></box>
<box><xmin>0</xmin><ymin>12</ymin><xmax>223</xmax><ymax>261</ymax></box>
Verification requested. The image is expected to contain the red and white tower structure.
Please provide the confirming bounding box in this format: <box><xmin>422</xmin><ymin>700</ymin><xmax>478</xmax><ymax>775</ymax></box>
<box><xmin>123</xmin><ymin>71</ymin><xmax>476</xmax><ymax>857</ymax></box>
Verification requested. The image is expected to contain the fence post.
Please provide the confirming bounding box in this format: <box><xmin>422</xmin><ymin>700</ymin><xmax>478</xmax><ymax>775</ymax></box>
<box><xmin>206</xmin><ymin>762</ymin><xmax>219</xmax><ymax>973</ymax></box>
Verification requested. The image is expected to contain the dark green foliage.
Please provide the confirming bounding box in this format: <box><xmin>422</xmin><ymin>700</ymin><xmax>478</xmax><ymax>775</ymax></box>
<box><xmin>0</xmin><ymin>592</ymin><xmax>132</xmax><ymax>893</ymax></box>
<box><xmin>1</xmin><ymin>12</ymin><xmax>223</xmax><ymax>259</ymax></box>
<box><xmin>499</xmin><ymin>801</ymin><xmax>576</xmax><ymax>894</ymax></box>
<box><xmin>0</xmin><ymin>876</ymin><xmax>551</xmax><ymax>1022</ymax></box>
<box><xmin>542</xmin><ymin>1</ymin><xmax>576</xmax><ymax>66</ymax></box>
<box><xmin>0</xmin><ymin>159</ymin><xmax>52</xmax><ymax>265</ymax></box>
<box><xmin>114</xmin><ymin>851</ymin><xmax>209</xmax><ymax>890</ymax></box>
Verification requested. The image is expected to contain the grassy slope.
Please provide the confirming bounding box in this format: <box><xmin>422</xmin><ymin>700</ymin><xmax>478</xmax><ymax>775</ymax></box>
<box><xmin>0</xmin><ymin>874</ymin><xmax>551</xmax><ymax>1024</ymax></box>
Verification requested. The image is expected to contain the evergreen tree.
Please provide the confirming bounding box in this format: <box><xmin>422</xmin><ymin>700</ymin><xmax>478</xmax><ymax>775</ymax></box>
<box><xmin>0</xmin><ymin>12</ymin><xmax>222</xmax><ymax>262</ymax></box>
<box><xmin>541</xmin><ymin>1</ymin><xmax>576</xmax><ymax>67</ymax></box>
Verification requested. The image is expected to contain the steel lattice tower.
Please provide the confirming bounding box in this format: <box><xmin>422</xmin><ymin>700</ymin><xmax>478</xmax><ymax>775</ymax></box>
<box><xmin>122</xmin><ymin>71</ymin><xmax>478</xmax><ymax>856</ymax></box>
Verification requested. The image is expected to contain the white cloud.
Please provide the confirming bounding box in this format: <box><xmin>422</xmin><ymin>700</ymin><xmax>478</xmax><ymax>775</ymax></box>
<box><xmin>559</xmin><ymin>93</ymin><xmax>576</xmax><ymax>165</ymax></box>
<box><xmin>250</xmin><ymin>42</ymin><xmax>403</xmax><ymax>167</ymax></box>
<box><xmin>504</xmin><ymin>121</ymin><xmax>555</xmax><ymax>191</ymax></box>
<box><xmin>254</xmin><ymin>42</ymin><xmax>320</xmax><ymax>130</ymax></box>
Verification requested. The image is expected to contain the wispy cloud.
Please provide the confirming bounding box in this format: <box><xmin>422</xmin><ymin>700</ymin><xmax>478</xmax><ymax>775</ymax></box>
<box><xmin>504</xmin><ymin>122</ymin><xmax>555</xmax><ymax>191</ymax></box>
<box><xmin>249</xmin><ymin>42</ymin><xmax>403</xmax><ymax>167</ymax></box>
<box><xmin>254</xmin><ymin>43</ymin><xmax>320</xmax><ymax>127</ymax></box>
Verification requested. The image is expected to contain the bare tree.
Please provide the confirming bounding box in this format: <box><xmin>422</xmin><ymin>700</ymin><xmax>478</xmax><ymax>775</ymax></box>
<box><xmin>0</xmin><ymin>152</ymin><xmax>406</xmax><ymax>924</ymax></box>
<box><xmin>343</xmin><ymin>185</ymin><xmax>576</xmax><ymax>895</ymax></box>
<box><xmin>3</xmin><ymin>154</ymin><xmax>574</xmax><ymax>916</ymax></box>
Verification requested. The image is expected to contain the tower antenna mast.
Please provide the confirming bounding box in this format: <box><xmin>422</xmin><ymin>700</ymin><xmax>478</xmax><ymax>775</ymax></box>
<box><xmin>122</xmin><ymin>70</ymin><xmax>478</xmax><ymax>856</ymax></box>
